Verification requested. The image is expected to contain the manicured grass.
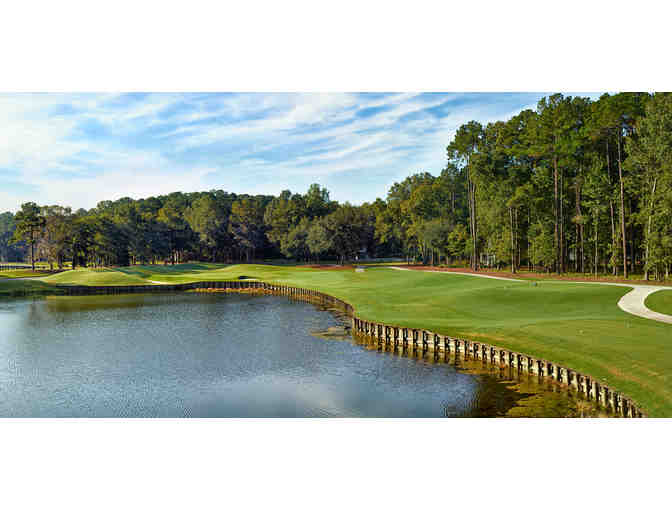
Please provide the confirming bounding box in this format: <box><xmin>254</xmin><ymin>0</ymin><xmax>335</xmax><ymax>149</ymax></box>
<box><xmin>41</xmin><ymin>268</ymin><xmax>151</xmax><ymax>286</ymax></box>
<box><xmin>116</xmin><ymin>263</ymin><xmax>229</xmax><ymax>279</ymax></box>
<box><xmin>0</xmin><ymin>269</ymin><xmax>53</xmax><ymax>278</ymax></box>
<box><xmin>0</xmin><ymin>279</ymin><xmax>60</xmax><ymax>297</ymax></box>
<box><xmin>33</xmin><ymin>263</ymin><xmax>672</xmax><ymax>416</ymax></box>
<box><xmin>646</xmin><ymin>290</ymin><xmax>672</xmax><ymax>315</ymax></box>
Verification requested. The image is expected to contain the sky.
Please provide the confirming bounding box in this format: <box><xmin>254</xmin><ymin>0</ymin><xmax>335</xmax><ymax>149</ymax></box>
<box><xmin>0</xmin><ymin>92</ymin><xmax>603</xmax><ymax>212</ymax></box>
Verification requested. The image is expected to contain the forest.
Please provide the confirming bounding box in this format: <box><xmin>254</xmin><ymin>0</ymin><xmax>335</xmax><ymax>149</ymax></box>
<box><xmin>2</xmin><ymin>92</ymin><xmax>672</xmax><ymax>279</ymax></box>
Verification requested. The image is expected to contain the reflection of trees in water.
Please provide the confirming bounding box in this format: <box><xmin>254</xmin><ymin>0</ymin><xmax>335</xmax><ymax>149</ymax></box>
<box><xmin>349</xmin><ymin>330</ymin><xmax>614</xmax><ymax>418</ymax></box>
<box><xmin>44</xmin><ymin>293</ymin><xmax>194</xmax><ymax>315</ymax></box>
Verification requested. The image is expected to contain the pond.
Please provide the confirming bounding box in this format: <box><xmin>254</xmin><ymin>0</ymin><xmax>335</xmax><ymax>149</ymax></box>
<box><xmin>0</xmin><ymin>293</ymin><xmax>606</xmax><ymax>417</ymax></box>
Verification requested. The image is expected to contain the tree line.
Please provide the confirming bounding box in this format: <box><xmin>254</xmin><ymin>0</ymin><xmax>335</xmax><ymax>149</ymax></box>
<box><xmin>2</xmin><ymin>92</ymin><xmax>672</xmax><ymax>279</ymax></box>
<box><xmin>1</xmin><ymin>184</ymin><xmax>378</xmax><ymax>270</ymax></box>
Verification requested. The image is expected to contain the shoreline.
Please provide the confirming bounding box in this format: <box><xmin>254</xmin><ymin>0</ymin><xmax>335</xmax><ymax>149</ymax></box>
<box><xmin>52</xmin><ymin>279</ymin><xmax>646</xmax><ymax>417</ymax></box>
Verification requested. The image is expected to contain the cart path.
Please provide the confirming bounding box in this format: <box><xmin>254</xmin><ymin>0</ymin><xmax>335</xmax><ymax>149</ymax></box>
<box><xmin>388</xmin><ymin>266</ymin><xmax>672</xmax><ymax>325</ymax></box>
<box><xmin>615</xmin><ymin>285</ymin><xmax>672</xmax><ymax>324</ymax></box>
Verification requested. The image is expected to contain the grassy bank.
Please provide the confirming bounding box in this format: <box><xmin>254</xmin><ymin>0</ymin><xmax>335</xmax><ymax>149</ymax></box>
<box><xmin>0</xmin><ymin>269</ymin><xmax>55</xmax><ymax>279</ymax></box>
<box><xmin>43</xmin><ymin>268</ymin><xmax>153</xmax><ymax>286</ymax></box>
<box><xmin>0</xmin><ymin>279</ymin><xmax>61</xmax><ymax>297</ymax></box>
<box><xmin>646</xmin><ymin>290</ymin><xmax>672</xmax><ymax>315</ymax></box>
<box><xmin>29</xmin><ymin>263</ymin><xmax>672</xmax><ymax>416</ymax></box>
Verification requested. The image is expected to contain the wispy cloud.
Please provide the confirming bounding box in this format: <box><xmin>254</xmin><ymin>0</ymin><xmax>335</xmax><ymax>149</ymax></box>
<box><xmin>0</xmin><ymin>92</ymin><xmax>602</xmax><ymax>211</ymax></box>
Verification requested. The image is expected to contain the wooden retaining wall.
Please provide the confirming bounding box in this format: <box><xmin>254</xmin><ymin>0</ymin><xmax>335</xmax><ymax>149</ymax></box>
<box><xmin>55</xmin><ymin>280</ymin><xmax>645</xmax><ymax>417</ymax></box>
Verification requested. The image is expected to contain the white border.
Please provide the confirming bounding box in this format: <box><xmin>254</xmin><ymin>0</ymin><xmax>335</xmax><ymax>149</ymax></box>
<box><xmin>0</xmin><ymin>419</ymin><xmax>669</xmax><ymax>509</ymax></box>
<box><xmin>1</xmin><ymin>1</ymin><xmax>671</xmax><ymax>507</ymax></box>
<box><xmin>1</xmin><ymin>1</ymin><xmax>670</xmax><ymax>91</ymax></box>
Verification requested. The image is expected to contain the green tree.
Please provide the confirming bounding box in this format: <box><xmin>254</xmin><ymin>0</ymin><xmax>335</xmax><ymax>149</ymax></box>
<box><xmin>39</xmin><ymin>205</ymin><xmax>72</xmax><ymax>269</ymax></box>
<box><xmin>529</xmin><ymin>94</ymin><xmax>576</xmax><ymax>273</ymax></box>
<box><xmin>281</xmin><ymin>217</ymin><xmax>311</xmax><ymax>260</ymax></box>
<box><xmin>263</xmin><ymin>190</ymin><xmax>306</xmax><ymax>250</ymax></box>
<box><xmin>447</xmin><ymin>121</ymin><xmax>483</xmax><ymax>270</ymax></box>
<box><xmin>0</xmin><ymin>212</ymin><xmax>24</xmax><ymax>262</ymax></box>
<box><xmin>157</xmin><ymin>193</ymin><xmax>190</xmax><ymax>264</ymax></box>
<box><xmin>70</xmin><ymin>215</ymin><xmax>97</xmax><ymax>269</ymax></box>
<box><xmin>184</xmin><ymin>195</ymin><xmax>226</xmax><ymax>262</ymax></box>
<box><xmin>626</xmin><ymin>93</ymin><xmax>672</xmax><ymax>280</ymax></box>
<box><xmin>11</xmin><ymin>202</ymin><xmax>45</xmax><ymax>271</ymax></box>
<box><xmin>304</xmin><ymin>183</ymin><xmax>334</xmax><ymax>218</ymax></box>
<box><xmin>229</xmin><ymin>198</ymin><xmax>266</xmax><ymax>262</ymax></box>
<box><xmin>323</xmin><ymin>204</ymin><xmax>369</xmax><ymax>264</ymax></box>
<box><xmin>306</xmin><ymin>218</ymin><xmax>332</xmax><ymax>263</ymax></box>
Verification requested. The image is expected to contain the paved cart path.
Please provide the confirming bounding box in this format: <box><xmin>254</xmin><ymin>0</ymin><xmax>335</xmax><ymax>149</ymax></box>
<box><xmin>389</xmin><ymin>266</ymin><xmax>672</xmax><ymax>325</ymax></box>
<box><xmin>615</xmin><ymin>285</ymin><xmax>672</xmax><ymax>324</ymax></box>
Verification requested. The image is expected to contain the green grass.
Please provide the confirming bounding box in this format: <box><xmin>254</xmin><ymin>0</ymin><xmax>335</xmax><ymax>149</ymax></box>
<box><xmin>41</xmin><ymin>268</ymin><xmax>151</xmax><ymax>286</ymax></box>
<box><xmin>29</xmin><ymin>263</ymin><xmax>672</xmax><ymax>416</ymax></box>
<box><xmin>0</xmin><ymin>279</ymin><xmax>61</xmax><ymax>297</ymax></box>
<box><xmin>646</xmin><ymin>290</ymin><xmax>672</xmax><ymax>315</ymax></box>
<box><xmin>116</xmin><ymin>262</ymin><xmax>229</xmax><ymax>279</ymax></box>
<box><xmin>0</xmin><ymin>269</ymin><xmax>53</xmax><ymax>279</ymax></box>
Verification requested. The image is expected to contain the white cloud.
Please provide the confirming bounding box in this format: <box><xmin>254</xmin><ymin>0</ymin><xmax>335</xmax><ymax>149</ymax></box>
<box><xmin>0</xmin><ymin>92</ymin><xmax>578</xmax><ymax>212</ymax></box>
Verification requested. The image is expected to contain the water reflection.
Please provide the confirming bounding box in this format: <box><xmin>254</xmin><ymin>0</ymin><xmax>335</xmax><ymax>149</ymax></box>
<box><xmin>0</xmin><ymin>293</ymin><xmax>612</xmax><ymax>417</ymax></box>
<box><xmin>344</xmin><ymin>329</ymin><xmax>615</xmax><ymax>418</ymax></box>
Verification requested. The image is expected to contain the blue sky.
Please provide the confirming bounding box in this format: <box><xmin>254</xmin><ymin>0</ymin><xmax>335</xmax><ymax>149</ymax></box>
<box><xmin>0</xmin><ymin>92</ymin><xmax>602</xmax><ymax>212</ymax></box>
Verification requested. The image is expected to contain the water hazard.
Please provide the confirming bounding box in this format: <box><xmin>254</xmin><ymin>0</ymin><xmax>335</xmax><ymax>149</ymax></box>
<box><xmin>0</xmin><ymin>293</ymin><xmax>608</xmax><ymax>417</ymax></box>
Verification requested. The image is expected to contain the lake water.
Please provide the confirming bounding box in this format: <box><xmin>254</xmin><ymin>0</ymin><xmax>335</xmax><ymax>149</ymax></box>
<box><xmin>0</xmin><ymin>293</ymin><xmax>602</xmax><ymax>417</ymax></box>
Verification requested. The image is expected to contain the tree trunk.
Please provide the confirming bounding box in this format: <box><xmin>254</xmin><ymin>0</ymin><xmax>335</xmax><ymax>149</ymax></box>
<box><xmin>630</xmin><ymin>215</ymin><xmax>635</xmax><ymax>275</ymax></box>
<box><xmin>528</xmin><ymin>208</ymin><xmax>531</xmax><ymax>271</ymax></box>
<box><xmin>472</xmin><ymin>179</ymin><xmax>478</xmax><ymax>271</ymax></box>
<box><xmin>553</xmin><ymin>153</ymin><xmax>559</xmax><ymax>273</ymax></box>
<box><xmin>609</xmin><ymin>200</ymin><xmax>616</xmax><ymax>275</ymax></box>
<box><xmin>605</xmin><ymin>137</ymin><xmax>616</xmax><ymax>276</ymax></box>
<box><xmin>594</xmin><ymin>210</ymin><xmax>598</xmax><ymax>278</ymax></box>
<box><xmin>617</xmin><ymin>130</ymin><xmax>627</xmax><ymax>278</ymax></box>
<box><xmin>466</xmin><ymin>168</ymin><xmax>478</xmax><ymax>271</ymax></box>
<box><xmin>644</xmin><ymin>177</ymin><xmax>657</xmax><ymax>281</ymax></box>
<box><xmin>30</xmin><ymin>236</ymin><xmax>35</xmax><ymax>272</ymax></box>
<box><xmin>515</xmin><ymin>208</ymin><xmax>520</xmax><ymax>271</ymax></box>
<box><xmin>575</xmin><ymin>174</ymin><xmax>582</xmax><ymax>273</ymax></box>
<box><xmin>468</xmin><ymin>178</ymin><xmax>474</xmax><ymax>270</ymax></box>
<box><xmin>509</xmin><ymin>207</ymin><xmax>516</xmax><ymax>273</ymax></box>
<box><xmin>560</xmin><ymin>168</ymin><xmax>565</xmax><ymax>273</ymax></box>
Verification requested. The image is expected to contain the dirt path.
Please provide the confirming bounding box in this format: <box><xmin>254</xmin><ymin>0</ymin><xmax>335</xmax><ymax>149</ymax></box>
<box><xmin>389</xmin><ymin>266</ymin><xmax>672</xmax><ymax>325</ymax></box>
